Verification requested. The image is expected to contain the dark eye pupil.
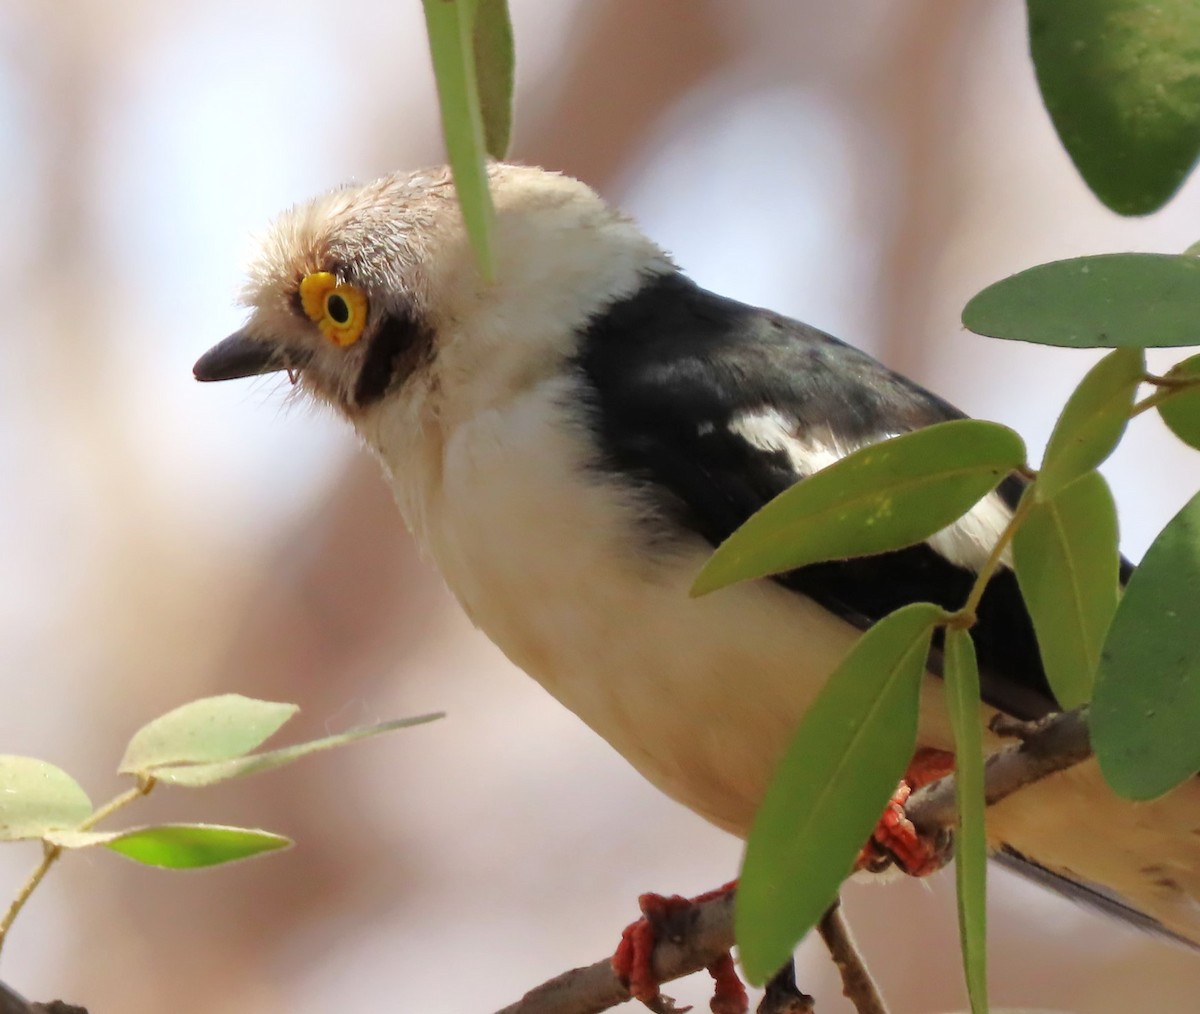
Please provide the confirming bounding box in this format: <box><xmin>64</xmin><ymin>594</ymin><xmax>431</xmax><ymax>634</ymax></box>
<box><xmin>326</xmin><ymin>293</ymin><xmax>350</xmax><ymax>324</ymax></box>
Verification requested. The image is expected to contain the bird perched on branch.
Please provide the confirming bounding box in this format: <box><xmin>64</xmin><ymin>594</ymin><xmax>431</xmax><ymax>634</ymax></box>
<box><xmin>195</xmin><ymin>163</ymin><xmax>1200</xmax><ymax>1002</ymax></box>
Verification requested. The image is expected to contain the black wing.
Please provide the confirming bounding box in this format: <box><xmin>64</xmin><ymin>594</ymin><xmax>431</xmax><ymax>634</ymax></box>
<box><xmin>574</xmin><ymin>270</ymin><xmax>1056</xmax><ymax>719</ymax></box>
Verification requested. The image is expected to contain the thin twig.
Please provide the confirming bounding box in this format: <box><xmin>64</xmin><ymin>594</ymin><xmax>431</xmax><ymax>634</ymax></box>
<box><xmin>817</xmin><ymin>901</ymin><xmax>888</xmax><ymax>1014</ymax></box>
<box><xmin>0</xmin><ymin>780</ymin><xmax>154</xmax><ymax>954</ymax></box>
<box><xmin>497</xmin><ymin>705</ymin><xmax>1096</xmax><ymax>1014</ymax></box>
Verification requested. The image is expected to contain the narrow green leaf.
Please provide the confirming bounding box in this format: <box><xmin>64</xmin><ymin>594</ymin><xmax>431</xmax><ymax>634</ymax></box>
<box><xmin>735</xmin><ymin>603</ymin><xmax>942</xmax><ymax>983</ymax></box>
<box><xmin>1038</xmin><ymin>349</ymin><xmax>1144</xmax><ymax>497</ymax></box>
<box><xmin>1014</xmin><ymin>473</ymin><xmax>1121</xmax><ymax>708</ymax></box>
<box><xmin>0</xmin><ymin>757</ymin><xmax>92</xmax><ymax>841</ymax></box>
<box><xmin>1028</xmin><ymin>0</ymin><xmax>1200</xmax><ymax>215</ymax></box>
<box><xmin>119</xmin><ymin>695</ymin><xmax>298</xmax><ymax>775</ymax></box>
<box><xmin>963</xmin><ymin>254</ymin><xmax>1200</xmax><ymax>349</ymax></box>
<box><xmin>1157</xmin><ymin>353</ymin><xmax>1200</xmax><ymax>450</ymax></box>
<box><xmin>150</xmin><ymin>714</ymin><xmax>444</xmax><ymax>787</ymax></box>
<box><xmin>51</xmin><ymin>824</ymin><xmax>290</xmax><ymax>868</ymax></box>
<box><xmin>473</xmin><ymin>0</ymin><xmax>514</xmax><ymax>159</ymax></box>
<box><xmin>943</xmin><ymin>630</ymin><xmax>989</xmax><ymax>1014</ymax></box>
<box><xmin>692</xmin><ymin>421</ymin><xmax>1025</xmax><ymax>596</ymax></box>
<box><xmin>1093</xmin><ymin>490</ymin><xmax>1200</xmax><ymax>799</ymax></box>
<box><xmin>423</xmin><ymin>0</ymin><xmax>495</xmax><ymax>279</ymax></box>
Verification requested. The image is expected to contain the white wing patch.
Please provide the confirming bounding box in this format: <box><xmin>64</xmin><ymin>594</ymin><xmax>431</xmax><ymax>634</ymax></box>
<box><xmin>727</xmin><ymin>407</ymin><xmax>1012</xmax><ymax>573</ymax></box>
<box><xmin>728</xmin><ymin>407</ymin><xmax>856</xmax><ymax>473</ymax></box>
<box><xmin>926</xmin><ymin>489</ymin><xmax>1013</xmax><ymax>571</ymax></box>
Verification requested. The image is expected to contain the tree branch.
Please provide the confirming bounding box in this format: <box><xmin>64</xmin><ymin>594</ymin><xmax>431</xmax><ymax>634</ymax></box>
<box><xmin>907</xmin><ymin>705</ymin><xmax>1092</xmax><ymax>837</ymax></box>
<box><xmin>495</xmin><ymin>890</ymin><xmax>736</xmax><ymax>1014</ymax></box>
<box><xmin>0</xmin><ymin>981</ymin><xmax>87</xmax><ymax>1014</ymax></box>
<box><xmin>495</xmin><ymin>706</ymin><xmax>1094</xmax><ymax>1014</ymax></box>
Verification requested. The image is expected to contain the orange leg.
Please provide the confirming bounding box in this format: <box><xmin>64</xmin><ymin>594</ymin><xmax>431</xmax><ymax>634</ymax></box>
<box><xmin>856</xmin><ymin>747</ymin><xmax>956</xmax><ymax>876</ymax></box>
<box><xmin>613</xmin><ymin>749</ymin><xmax>957</xmax><ymax>1009</ymax></box>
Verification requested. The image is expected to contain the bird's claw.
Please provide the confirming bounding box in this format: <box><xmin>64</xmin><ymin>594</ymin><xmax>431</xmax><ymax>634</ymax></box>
<box><xmin>613</xmin><ymin>886</ymin><xmax>747</xmax><ymax>1014</ymax></box>
<box><xmin>857</xmin><ymin>747</ymin><xmax>956</xmax><ymax>877</ymax></box>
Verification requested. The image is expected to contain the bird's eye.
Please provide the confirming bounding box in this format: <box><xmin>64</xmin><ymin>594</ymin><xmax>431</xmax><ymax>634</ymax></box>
<box><xmin>298</xmin><ymin>272</ymin><xmax>368</xmax><ymax>347</ymax></box>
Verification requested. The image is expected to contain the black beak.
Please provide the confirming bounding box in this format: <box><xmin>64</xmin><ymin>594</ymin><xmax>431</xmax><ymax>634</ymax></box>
<box><xmin>193</xmin><ymin>330</ymin><xmax>307</xmax><ymax>382</ymax></box>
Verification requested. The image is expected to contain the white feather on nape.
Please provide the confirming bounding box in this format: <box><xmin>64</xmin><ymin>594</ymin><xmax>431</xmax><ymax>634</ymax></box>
<box><xmin>727</xmin><ymin>407</ymin><xmax>1012</xmax><ymax>574</ymax></box>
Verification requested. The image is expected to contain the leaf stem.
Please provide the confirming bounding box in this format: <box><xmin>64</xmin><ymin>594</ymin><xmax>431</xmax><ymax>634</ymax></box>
<box><xmin>947</xmin><ymin>490</ymin><xmax>1036</xmax><ymax>629</ymax></box>
<box><xmin>1142</xmin><ymin>371</ymin><xmax>1200</xmax><ymax>391</ymax></box>
<box><xmin>1131</xmin><ymin>386</ymin><xmax>1182</xmax><ymax>419</ymax></box>
<box><xmin>78</xmin><ymin>778</ymin><xmax>155</xmax><ymax>832</ymax></box>
<box><xmin>0</xmin><ymin>776</ymin><xmax>156</xmax><ymax>955</ymax></box>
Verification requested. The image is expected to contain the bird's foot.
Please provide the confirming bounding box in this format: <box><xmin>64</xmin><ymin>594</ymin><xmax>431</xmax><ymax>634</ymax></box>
<box><xmin>857</xmin><ymin>747</ymin><xmax>955</xmax><ymax>877</ymax></box>
<box><xmin>613</xmin><ymin>882</ymin><xmax>747</xmax><ymax>1014</ymax></box>
<box><xmin>760</xmin><ymin>961</ymin><xmax>815</xmax><ymax>1013</ymax></box>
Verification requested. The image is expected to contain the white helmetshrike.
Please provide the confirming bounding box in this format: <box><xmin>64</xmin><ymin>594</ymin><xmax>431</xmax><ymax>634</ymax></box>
<box><xmin>195</xmin><ymin>163</ymin><xmax>1200</xmax><ymax>951</ymax></box>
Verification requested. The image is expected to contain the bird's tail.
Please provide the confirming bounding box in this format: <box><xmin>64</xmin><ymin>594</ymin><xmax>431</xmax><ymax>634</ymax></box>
<box><xmin>985</xmin><ymin>757</ymin><xmax>1200</xmax><ymax>947</ymax></box>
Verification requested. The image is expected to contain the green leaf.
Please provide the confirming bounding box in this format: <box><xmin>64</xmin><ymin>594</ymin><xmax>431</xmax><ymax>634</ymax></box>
<box><xmin>423</xmin><ymin>0</ymin><xmax>496</xmax><ymax>279</ymax></box>
<box><xmin>1027</xmin><ymin>0</ymin><xmax>1200</xmax><ymax>215</ymax></box>
<box><xmin>0</xmin><ymin>757</ymin><xmax>92</xmax><ymax>841</ymax></box>
<box><xmin>473</xmin><ymin>0</ymin><xmax>514</xmax><ymax>159</ymax></box>
<box><xmin>1092</xmin><ymin>490</ymin><xmax>1200</xmax><ymax>799</ymax></box>
<box><xmin>943</xmin><ymin>630</ymin><xmax>989</xmax><ymax>1014</ymax></box>
<box><xmin>963</xmin><ymin>254</ymin><xmax>1200</xmax><ymax>348</ymax></box>
<box><xmin>48</xmin><ymin>824</ymin><xmax>290</xmax><ymax>868</ymax></box>
<box><xmin>119</xmin><ymin>695</ymin><xmax>299</xmax><ymax>775</ymax></box>
<box><xmin>1157</xmin><ymin>353</ymin><xmax>1200</xmax><ymax>449</ymax></box>
<box><xmin>1014</xmin><ymin>472</ymin><xmax>1121</xmax><ymax>709</ymax></box>
<box><xmin>735</xmin><ymin>603</ymin><xmax>942</xmax><ymax>983</ymax></box>
<box><xmin>149</xmin><ymin>714</ymin><xmax>443</xmax><ymax>787</ymax></box>
<box><xmin>1037</xmin><ymin>349</ymin><xmax>1144</xmax><ymax>497</ymax></box>
<box><xmin>692</xmin><ymin>421</ymin><xmax>1025</xmax><ymax>596</ymax></box>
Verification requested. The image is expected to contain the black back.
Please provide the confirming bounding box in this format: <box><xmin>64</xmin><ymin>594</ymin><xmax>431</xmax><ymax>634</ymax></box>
<box><xmin>574</xmin><ymin>271</ymin><xmax>1055</xmax><ymax>719</ymax></box>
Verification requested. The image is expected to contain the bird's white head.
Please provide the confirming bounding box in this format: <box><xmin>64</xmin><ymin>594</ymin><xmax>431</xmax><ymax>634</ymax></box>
<box><xmin>195</xmin><ymin>163</ymin><xmax>672</xmax><ymax>431</ymax></box>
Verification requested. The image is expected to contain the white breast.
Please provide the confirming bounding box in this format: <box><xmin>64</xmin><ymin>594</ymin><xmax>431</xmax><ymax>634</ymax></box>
<box><xmin>370</xmin><ymin>374</ymin><xmax>949</xmax><ymax>834</ymax></box>
<box><xmin>364</xmin><ymin>372</ymin><xmax>1200</xmax><ymax>944</ymax></box>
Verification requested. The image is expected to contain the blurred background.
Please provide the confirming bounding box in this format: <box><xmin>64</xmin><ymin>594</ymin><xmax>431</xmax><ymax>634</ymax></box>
<box><xmin>3</xmin><ymin>1</ymin><xmax>1200</xmax><ymax>1011</ymax></box>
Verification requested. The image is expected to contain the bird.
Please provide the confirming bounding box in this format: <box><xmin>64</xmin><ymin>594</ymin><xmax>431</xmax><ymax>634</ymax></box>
<box><xmin>195</xmin><ymin>162</ymin><xmax>1200</xmax><ymax>999</ymax></box>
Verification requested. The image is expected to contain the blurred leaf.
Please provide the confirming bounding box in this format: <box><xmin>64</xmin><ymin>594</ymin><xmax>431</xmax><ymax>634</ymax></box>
<box><xmin>1037</xmin><ymin>349</ymin><xmax>1144</xmax><ymax>497</ymax></box>
<box><xmin>692</xmin><ymin>421</ymin><xmax>1025</xmax><ymax>596</ymax></box>
<box><xmin>1014</xmin><ymin>473</ymin><xmax>1121</xmax><ymax>708</ymax></box>
<box><xmin>150</xmin><ymin>714</ymin><xmax>444</xmax><ymax>787</ymax></box>
<box><xmin>1093</xmin><ymin>490</ymin><xmax>1200</xmax><ymax>799</ymax></box>
<box><xmin>473</xmin><ymin>0</ymin><xmax>514</xmax><ymax>159</ymax></box>
<box><xmin>0</xmin><ymin>757</ymin><xmax>92</xmax><ymax>841</ymax></box>
<box><xmin>423</xmin><ymin>0</ymin><xmax>496</xmax><ymax>279</ymax></box>
<box><xmin>735</xmin><ymin>603</ymin><xmax>941</xmax><ymax>983</ymax></box>
<box><xmin>1157</xmin><ymin>353</ymin><xmax>1200</xmax><ymax>449</ymax></box>
<box><xmin>1028</xmin><ymin>0</ymin><xmax>1200</xmax><ymax>215</ymax></box>
<box><xmin>49</xmin><ymin>824</ymin><xmax>290</xmax><ymax>868</ymax></box>
<box><xmin>120</xmin><ymin>695</ymin><xmax>298</xmax><ymax>775</ymax></box>
<box><xmin>943</xmin><ymin>630</ymin><xmax>989</xmax><ymax>1014</ymax></box>
<box><xmin>963</xmin><ymin>254</ymin><xmax>1200</xmax><ymax>348</ymax></box>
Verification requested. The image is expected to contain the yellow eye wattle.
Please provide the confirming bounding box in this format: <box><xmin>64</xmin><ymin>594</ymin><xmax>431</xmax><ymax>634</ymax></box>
<box><xmin>299</xmin><ymin>272</ymin><xmax>368</xmax><ymax>347</ymax></box>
